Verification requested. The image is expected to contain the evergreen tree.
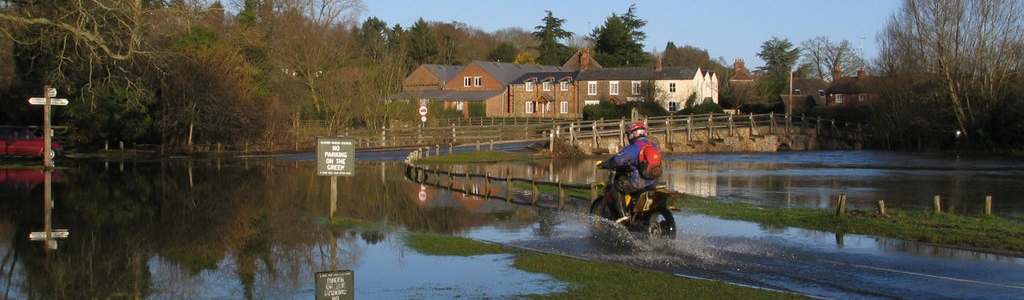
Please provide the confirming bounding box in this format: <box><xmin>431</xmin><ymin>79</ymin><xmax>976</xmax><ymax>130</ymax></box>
<box><xmin>532</xmin><ymin>11</ymin><xmax>573</xmax><ymax>66</ymax></box>
<box><xmin>589</xmin><ymin>5</ymin><xmax>649</xmax><ymax>67</ymax></box>
<box><xmin>488</xmin><ymin>42</ymin><xmax>518</xmax><ymax>62</ymax></box>
<box><xmin>406</xmin><ymin>18</ymin><xmax>437</xmax><ymax>64</ymax></box>
<box><xmin>755</xmin><ymin>36</ymin><xmax>801</xmax><ymax>97</ymax></box>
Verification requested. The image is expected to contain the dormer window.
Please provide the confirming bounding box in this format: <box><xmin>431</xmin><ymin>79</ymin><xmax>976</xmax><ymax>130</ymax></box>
<box><xmin>525</xmin><ymin>81</ymin><xmax>534</xmax><ymax>91</ymax></box>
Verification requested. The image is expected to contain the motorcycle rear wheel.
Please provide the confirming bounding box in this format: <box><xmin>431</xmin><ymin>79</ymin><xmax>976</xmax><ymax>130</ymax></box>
<box><xmin>644</xmin><ymin>207</ymin><xmax>676</xmax><ymax>239</ymax></box>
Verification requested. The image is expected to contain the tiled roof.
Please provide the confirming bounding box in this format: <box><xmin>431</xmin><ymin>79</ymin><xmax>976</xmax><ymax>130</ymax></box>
<box><xmin>423</xmin><ymin>64</ymin><xmax>464</xmax><ymax>82</ymax></box>
<box><xmin>509</xmin><ymin>71</ymin><xmax>579</xmax><ymax>84</ymax></box>
<box><xmin>390</xmin><ymin>90</ymin><xmax>503</xmax><ymax>102</ymax></box>
<box><xmin>575</xmin><ymin>67</ymin><xmax>699</xmax><ymax>81</ymax></box>
<box><xmin>471</xmin><ymin>61</ymin><xmax>571</xmax><ymax>85</ymax></box>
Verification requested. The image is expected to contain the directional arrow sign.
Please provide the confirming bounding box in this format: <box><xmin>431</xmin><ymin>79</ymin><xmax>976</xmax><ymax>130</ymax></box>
<box><xmin>28</xmin><ymin>98</ymin><xmax>69</xmax><ymax>106</ymax></box>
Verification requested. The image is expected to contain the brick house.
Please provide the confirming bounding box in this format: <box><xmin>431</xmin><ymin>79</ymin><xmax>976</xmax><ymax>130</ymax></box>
<box><xmin>778</xmin><ymin>77</ymin><xmax>828</xmax><ymax>114</ymax></box>
<box><xmin>507</xmin><ymin>71</ymin><xmax>580</xmax><ymax>118</ymax></box>
<box><xmin>825</xmin><ymin>69</ymin><xmax>875</xmax><ymax>106</ymax></box>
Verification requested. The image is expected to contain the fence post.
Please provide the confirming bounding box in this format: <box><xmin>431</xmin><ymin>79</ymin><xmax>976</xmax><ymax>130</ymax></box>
<box><xmin>749</xmin><ymin>113</ymin><xmax>756</xmax><ymax>136</ymax></box>
<box><xmin>619</xmin><ymin>119</ymin><xmax>626</xmax><ymax>146</ymax></box>
<box><xmin>769</xmin><ymin>112</ymin><xmax>776</xmax><ymax>134</ymax></box>
<box><xmin>835</xmin><ymin>193</ymin><xmax>847</xmax><ymax>216</ymax></box>
<box><xmin>665</xmin><ymin>117</ymin><xmax>672</xmax><ymax>148</ymax></box>
<box><xmin>877</xmin><ymin>200</ymin><xmax>887</xmax><ymax>215</ymax></box>
<box><xmin>728</xmin><ymin>114</ymin><xmax>735</xmax><ymax>136</ymax></box>
<box><xmin>985</xmin><ymin>195</ymin><xmax>993</xmax><ymax>215</ymax></box>
<box><xmin>707</xmin><ymin>114</ymin><xmax>714</xmax><ymax>139</ymax></box>
<box><xmin>451</xmin><ymin>123</ymin><xmax>457</xmax><ymax>143</ymax></box>
<box><xmin>933</xmin><ymin>195</ymin><xmax>942</xmax><ymax>213</ymax></box>
<box><xmin>686</xmin><ymin>115</ymin><xmax>693</xmax><ymax>141</ymax></box>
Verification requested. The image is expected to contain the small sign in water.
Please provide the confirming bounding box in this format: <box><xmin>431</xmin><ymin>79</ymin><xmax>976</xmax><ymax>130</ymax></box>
<box><xmin>315</xmin><ymin>270</ymin><xmax>353</xmax><ymax>300</ymax></box>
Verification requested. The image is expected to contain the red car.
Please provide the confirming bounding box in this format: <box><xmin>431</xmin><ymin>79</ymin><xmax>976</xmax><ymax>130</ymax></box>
<box><xmin>0</xmin><ymin>126</ymin><xmax>64</xmax><ymax>160</ymax></box>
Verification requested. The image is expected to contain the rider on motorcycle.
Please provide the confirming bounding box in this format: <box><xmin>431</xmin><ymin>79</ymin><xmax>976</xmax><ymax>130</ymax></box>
<box><xmin>598</xmin><ymin>121</ymin><xmax>661</xmax><ymax>224</ymax></box>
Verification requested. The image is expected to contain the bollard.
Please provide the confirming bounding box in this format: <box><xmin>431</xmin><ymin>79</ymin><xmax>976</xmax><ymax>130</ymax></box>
<box><xmin>933</xmin><ymin>195</ymin><xmax>942</xmax><ymax>213</ymax></box>
<box><xmin>877</xmin><ymin>200</ymin><xmax>886</xmax><ymax>215</ymax></box>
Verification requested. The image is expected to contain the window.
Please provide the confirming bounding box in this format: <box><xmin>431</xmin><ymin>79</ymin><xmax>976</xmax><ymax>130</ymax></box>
<box><xmin>819</xmin><ymin>90</ymin><xmax>825</xmax><ymax>97</ymax></box>
<box><xmin>543</xmin><ymin>102</ymin><xmax>551</xmax><ymax>112</ymax></box>
<box><xmin>560</xmin><ymin>101</ymin><xmax>569</xmax><ymax>114</ymax></box>
<box><xmin>560</xmin><ymin>81</ymin><xmax>569</xmax><ymax>91</ymax></box>
<box><xmin>474</xmin><ymin>76</ymin><xmax>482</xmax><ymax>86</ymax></box>
<box><xmin>587</xmin><ymin>82</ymin><xmax>597</xmax><ymax>95</ymax></box>
<box><xmin>669</xmin><ymin>83</ymin><xmax>677</xmax><ymax>93</ymax></box>
<box><xmin>463</xmin><ymin>76</ymin><xmax>471</xmax><ymax>87</ymax></box>
<box><xmin>858</xmin><ymin>93</ymin><xmax>867</xmax><ymax>101</ymax></box>
<box><xmin>835</xmin><ymin>94</ymin><xmax>844</xmax><ymax>103</ymax></box>
<box><xmin>669</xmin><ymin>101</ymin><xmax>680</xmax><ymax>111</ymax></box>
<box><xmin>584</xmin><ymin>100</ymin><xmax>600</xmax><ymax>106</ymax></box>
<box><xmin>795</xmin><ymin>89</ymin><xmax>801</xmax><ymax>95</ymax></box>
<box><xmin>543</xmin><ymin>81</ymin><xmax>551</xmax><ymax>91</ymax></box>
<box><xmin>631</xmin><ymin>81</ymin><xmax>641</xmax><ymax>94</ymax></box>
<box><xmin>525</xmin><ymin>82</ymin><xmax>534</xmax><ymax>91</ymax></box>
<box><xmin>456</xmin><ymin>102</ymin><xmax>464</xmax><ymax>110</ymax></box>
<box><xmin>609</xmin><ymin>82</ymin><xmax>619</xmax><ymax>95</ymax></box>
<box><xmin>526</xmin><ymin>102</ymin><xmax>535</xmax><ymax>113</ymax></box>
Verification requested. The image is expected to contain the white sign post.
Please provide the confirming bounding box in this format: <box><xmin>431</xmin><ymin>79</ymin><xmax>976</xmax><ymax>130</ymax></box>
<box><xmin>27</xmin><ymin>85</ymin><xmax>68</xmax><ymax>169</ymax></box>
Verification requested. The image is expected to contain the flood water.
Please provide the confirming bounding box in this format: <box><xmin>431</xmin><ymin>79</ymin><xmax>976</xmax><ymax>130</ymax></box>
<box><xmin>2</xmin><ymin>150</ymin><xmax>1023</xmax><ymax>299</ymax></box>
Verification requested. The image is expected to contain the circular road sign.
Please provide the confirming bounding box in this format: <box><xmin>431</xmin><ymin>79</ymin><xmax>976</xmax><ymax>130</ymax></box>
<box><xmin>418</xmin><ymin>105</ymin><xmax>428</xmax><ymax>116</ymax></box>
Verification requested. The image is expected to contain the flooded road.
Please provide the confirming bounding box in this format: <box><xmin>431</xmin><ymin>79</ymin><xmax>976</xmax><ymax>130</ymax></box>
<box><xmin>2</xmin><ymin>150</ymin><xmax>1023</xmax><ymax>299</ymax></box>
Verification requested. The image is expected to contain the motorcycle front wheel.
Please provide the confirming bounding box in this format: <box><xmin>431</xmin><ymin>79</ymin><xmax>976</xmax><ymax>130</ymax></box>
<box><xmin>589</xmin><ymin>196</ymin><xmax>615</xmax><ymax>220</ymax></box>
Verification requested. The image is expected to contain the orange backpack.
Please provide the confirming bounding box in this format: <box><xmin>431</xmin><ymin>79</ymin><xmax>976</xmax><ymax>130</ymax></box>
<box><xmin>637</xmin><ymin>140</ymin><xmax>662</xmax><ymax>179</ymax></box>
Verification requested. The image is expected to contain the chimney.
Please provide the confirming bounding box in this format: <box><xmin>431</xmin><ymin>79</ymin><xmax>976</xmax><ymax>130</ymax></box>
<box><xmin>581</xmin><ymin>48</ymin><xmax>590</xmax><ymax>70</ymax></box>
<box><xmin>856</xmin><ymin>69</ymin><xmax>866</xmax><ymax>78</ymax></box>
<box><xmin>832</xmin><ymin>64</ymin><xmax>843</xmax><ymax>81</ymax></box>
<box><xmin>734</xmin><ymin>59</ymin><xmax>745</xmax><ymax>73</ymax></box>
<box><xmin>655</xmin><ymin>56</ymin><xmax>662</xmax><ymax>71</ymax></box>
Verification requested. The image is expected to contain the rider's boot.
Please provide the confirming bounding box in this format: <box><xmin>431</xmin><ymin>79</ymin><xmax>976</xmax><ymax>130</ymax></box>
<box><xmin>612</xmin><ymin>193</ymin><xmax>630</xmax><ymax>225</ymax></box>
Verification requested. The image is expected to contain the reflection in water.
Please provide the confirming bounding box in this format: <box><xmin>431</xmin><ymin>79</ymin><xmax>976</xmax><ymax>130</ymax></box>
<box><xmin>2</xmin><ymin>151</ymin><xmax>1022</xmax><ymax>298</ymax></box>
<box><xmin>0</xmin><ymin>159</ymin><xmax>545</xmax><ymax>299</ymax></box>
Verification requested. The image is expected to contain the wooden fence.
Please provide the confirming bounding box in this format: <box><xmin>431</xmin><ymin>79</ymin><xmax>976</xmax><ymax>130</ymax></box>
<box><xmin>404</xmin><ymin>159</ymin><xmax>598</xmax><ymax>210</ymax></box>
<box><xmin>316</xmin><ymin>113</ymin><xmax>867</xmax><ymax>150</ymax></box>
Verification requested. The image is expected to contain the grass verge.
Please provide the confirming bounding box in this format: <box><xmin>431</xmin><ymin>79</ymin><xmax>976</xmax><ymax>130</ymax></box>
<box><xmin>404</xmin><ymin>233</ymin><xmax>811</xmax><ymax>299</ymax></box>
<box><xmin>674</xmin><ymin>194</ymin><xmax>1024</xmax><ymax>254</ymax></box>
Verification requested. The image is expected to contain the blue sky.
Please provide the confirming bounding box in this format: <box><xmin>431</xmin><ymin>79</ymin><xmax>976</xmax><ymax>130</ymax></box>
<box><xmin>360</xmin><ymin>0</ymin><xmax>904</xmax><ymax>69</ymax></box>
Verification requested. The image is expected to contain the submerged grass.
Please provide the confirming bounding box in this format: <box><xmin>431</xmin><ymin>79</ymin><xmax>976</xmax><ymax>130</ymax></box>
<box><xmin>404</xmin><ymin>233</ymin><xmax>810</xmax><ymax>299</ymax></box>
<box><xmin>674</xmin><ymin>195</ymin><xmax>1024</xmax><ymax>253</ymax></box>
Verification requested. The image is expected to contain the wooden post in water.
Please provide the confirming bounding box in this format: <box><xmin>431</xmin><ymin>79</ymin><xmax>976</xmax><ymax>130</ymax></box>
<box><xmin>835</xmin><ymin>193</ymin><xmax>847</xmax><ymax>216</ymax></box>
<box><xmin>985</xmin><ymin>195</ymin><xmax>992</xmax><ymax>215</ymax></box>
<box><xmin>484</xmin><ymin>174</ymin><xmax>491</xmax><ymax>200</ymax></box>
<box><xmin>506</xmin><ymin>176</ymin><xmax>513</xmax><ymax>204</ymax></box>
<box><xmin>933</xmin><ymin>195</ymin><xmax>942</xmax><ymax>213</ymax></box>
<box><xmin>877</xmin><ymin>200</ymin><xmax>887</xmax><ymax>215</ymax></box>
<box><xmin>557</xmin><ymin>181</ymin><xmax>565</xmax><ymax>209</ymax></box>
<box><xmin>531</xmin><ymin>179</ymin><xmax>539</xmax><ymax>205</ymax></box>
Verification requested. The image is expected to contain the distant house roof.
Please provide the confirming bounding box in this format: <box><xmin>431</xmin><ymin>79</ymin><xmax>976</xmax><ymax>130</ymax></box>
<box><xmin>470</xmin><ymin>61</ymin><xmax>571</xmax><ymax>86</ymax></box>
<box><xmin>389</xmin><ymin>90</ymin><xmax>503</xmax><ymax>102</ymax></box>
<box><xmin>509</xmin><ymin>71</ymin><xmax>579</xmax><ymax>84</ymax></box>
<box><xmin>562</xmin><ymin>48</ymin><xmax>603</xmax><ymax>70</ymax></box>
<box><xmin>422</xmin><ymin>64</ymin><xmax>464</xmax><ymax>83</ymax></box>
<box><xmin>575</xmin><ymin>67</ymin><xmax>699</xmax><ymax>81</ymax></box>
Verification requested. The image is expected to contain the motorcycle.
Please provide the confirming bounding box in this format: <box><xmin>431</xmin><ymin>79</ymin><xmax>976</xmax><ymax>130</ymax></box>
<box><xmin>589</xmin><ymin>166</ymin><xmax>677</xmax><ymax>238</ymax></box>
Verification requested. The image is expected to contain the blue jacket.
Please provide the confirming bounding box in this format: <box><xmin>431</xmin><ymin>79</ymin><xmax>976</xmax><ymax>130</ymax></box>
<box><xmin>599</xmin><ymin>137</ymin><xmax>658</xmax><ymax>191</ymax></box>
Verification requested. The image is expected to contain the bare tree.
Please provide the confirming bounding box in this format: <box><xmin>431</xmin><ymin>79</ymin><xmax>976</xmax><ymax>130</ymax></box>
<box><xmin>800</xmin><ymin>36</ymin><xmax>864</xmax><ymax>81</ymax></box>
<box><xmin>878</xmin><ymin>0</ymin><xmax>1024</xmax><ymax>145</ymax></box>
